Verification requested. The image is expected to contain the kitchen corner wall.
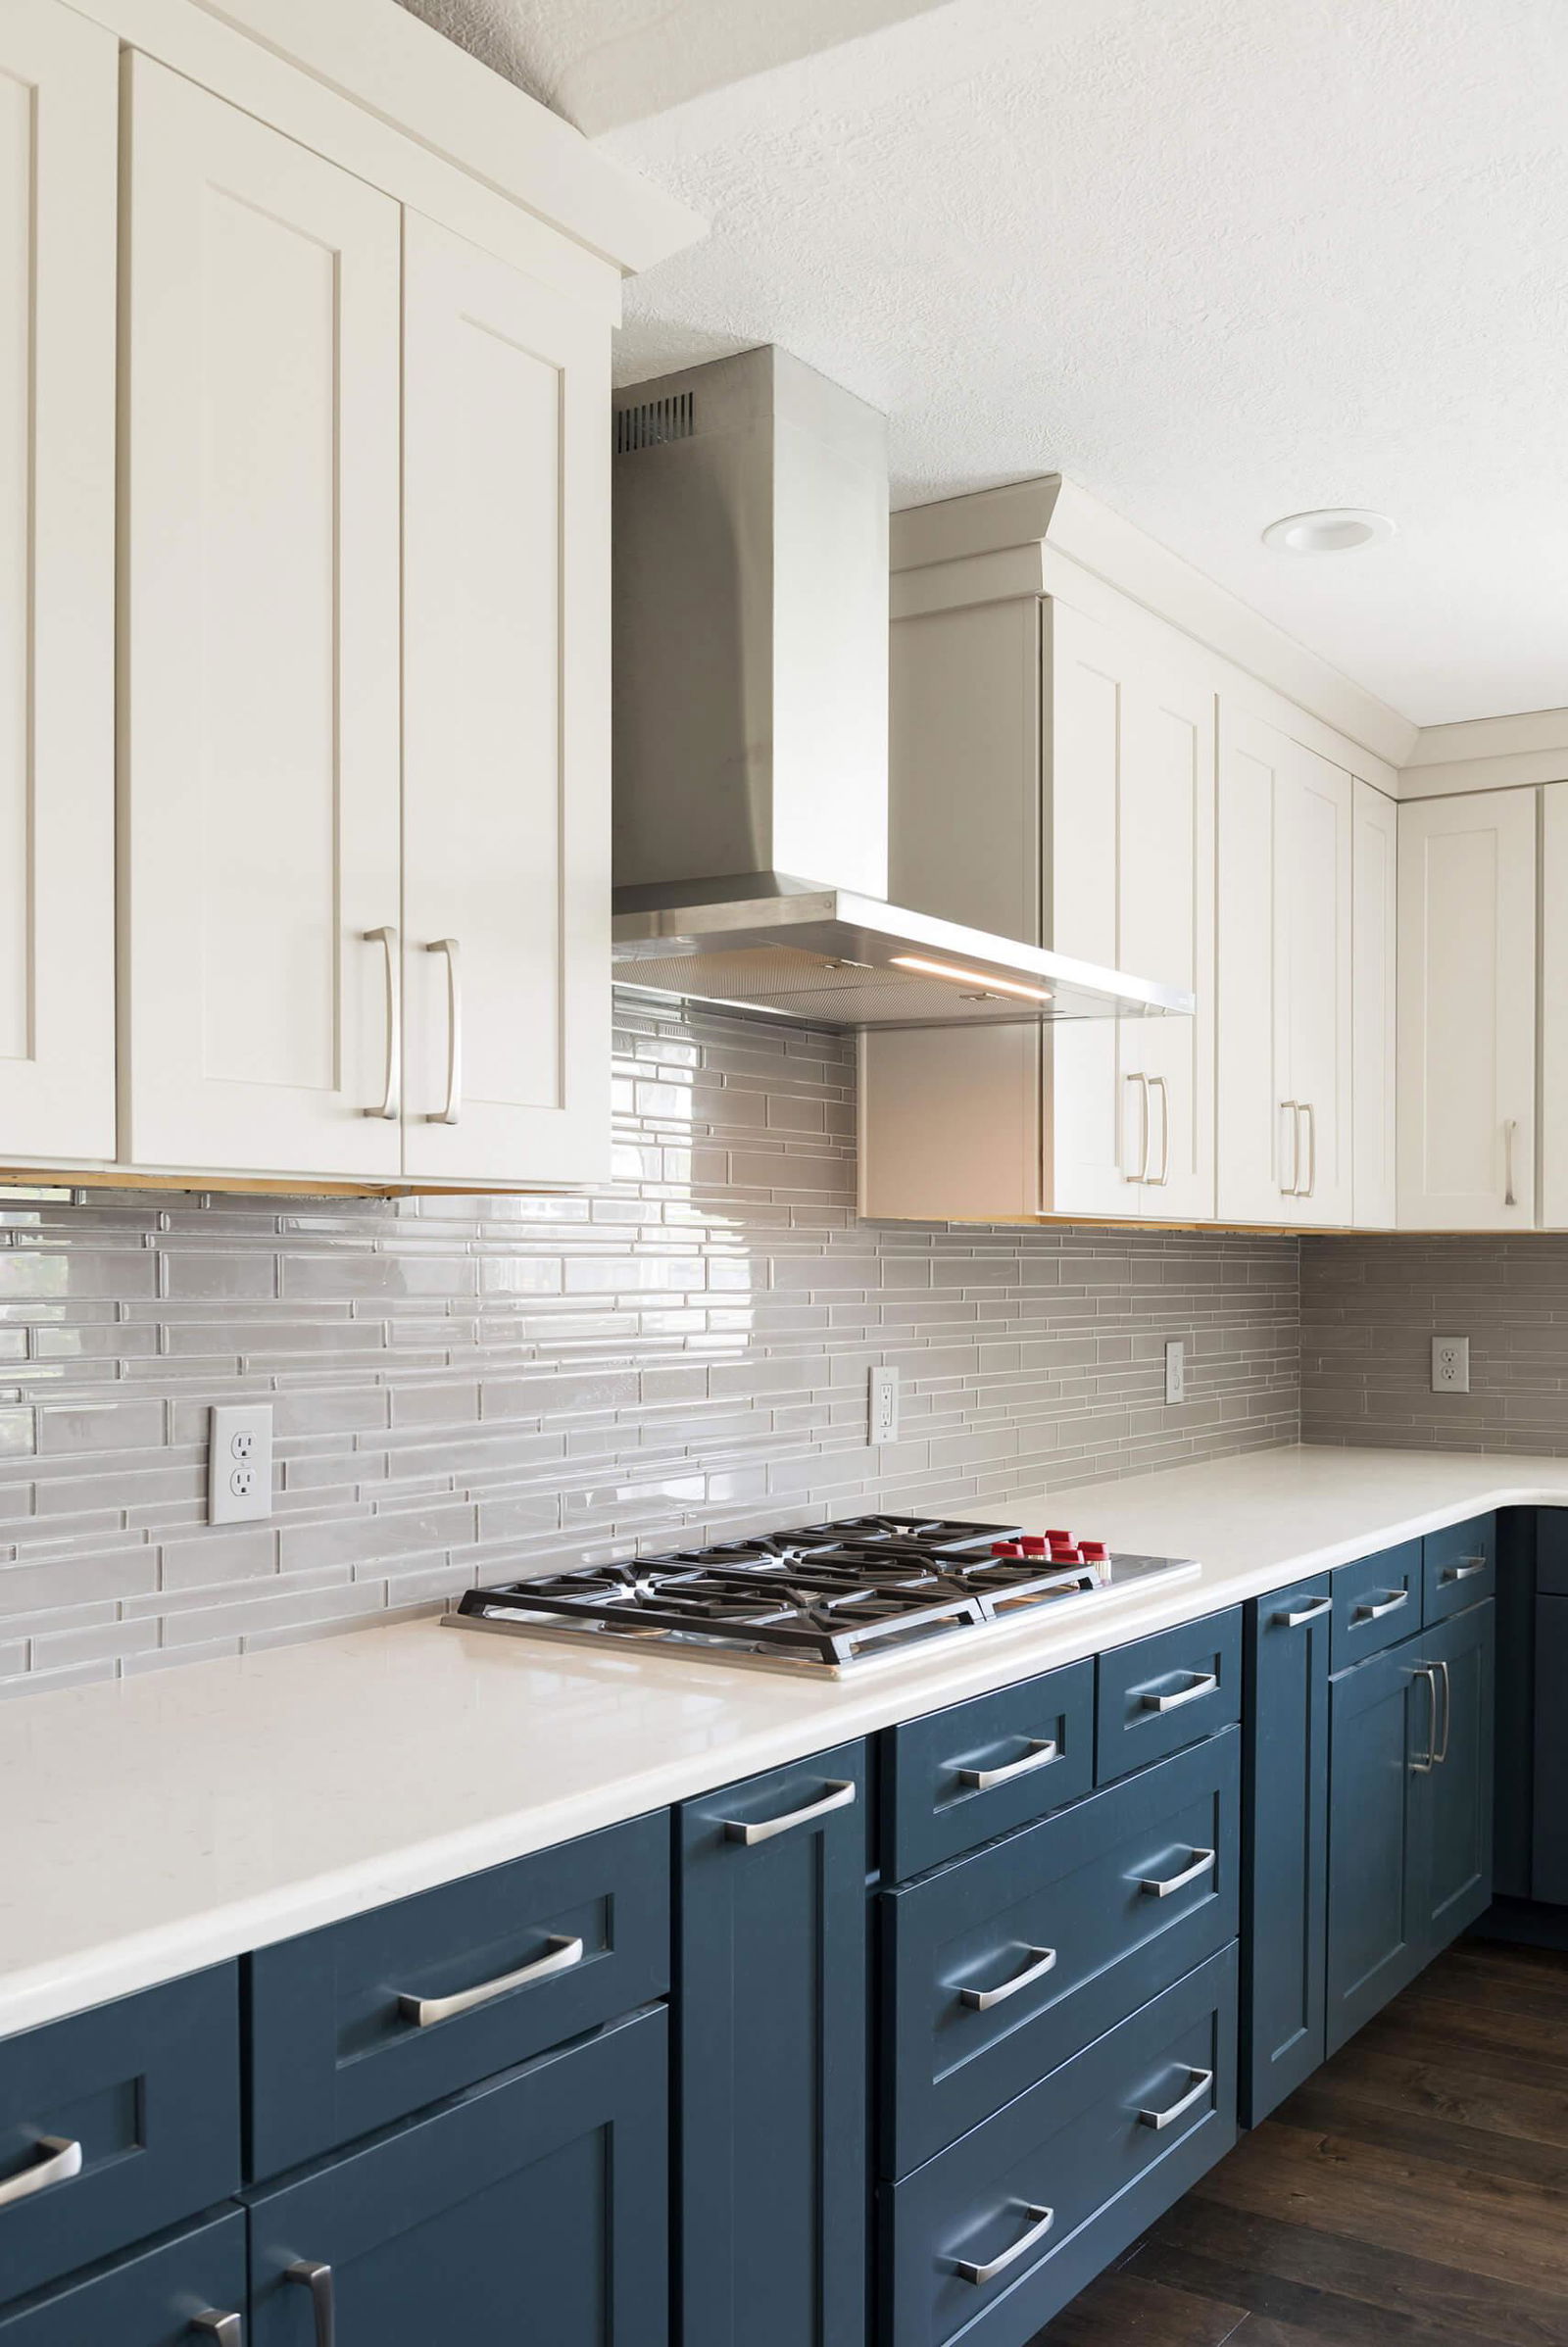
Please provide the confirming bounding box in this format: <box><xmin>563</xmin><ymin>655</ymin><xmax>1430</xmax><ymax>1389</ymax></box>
<box><xmin>1302</xmin><ymin>1234</ymin><xmax>1568</xmax><ymax>1453</ymax></box>
<box><xmin>0</xmin><ymin>999</ymin><xmax>1299</xmax><ymax>1698</ymax></box>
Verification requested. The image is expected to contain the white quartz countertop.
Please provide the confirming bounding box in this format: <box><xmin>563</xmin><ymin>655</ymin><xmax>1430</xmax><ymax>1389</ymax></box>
<box><xmin>5</xmin><ymin>1442</ymin><xmax>1567</xmax><ymax>2039</ymax></box>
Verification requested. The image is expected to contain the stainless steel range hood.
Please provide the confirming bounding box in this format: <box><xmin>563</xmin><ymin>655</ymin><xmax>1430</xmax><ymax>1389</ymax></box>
<box><xmin>610</xmin><ymin>348</ymin><xmax>1195</xmax><ymax>1031</ymax></box>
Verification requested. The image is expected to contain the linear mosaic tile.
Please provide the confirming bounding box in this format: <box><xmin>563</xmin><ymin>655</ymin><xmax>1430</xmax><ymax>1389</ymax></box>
<box><xmin>0</xmin><ymin>998</ymin><xmax>1300</xmax><ymax>1696</ymax></box>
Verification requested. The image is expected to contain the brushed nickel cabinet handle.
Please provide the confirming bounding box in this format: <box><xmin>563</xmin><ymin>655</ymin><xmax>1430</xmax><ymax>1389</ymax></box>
<box><xmin>1352</xmin><ymin>1589</ymin><xmax>1409</xmax><ymax>1624</ymax></box>
<box><xmin>956</xmin><ymin>1737</ymin><xmax>1059</xmax><ymax>1791</ymax></box>
<box><xmin>1410</xmin><ymin>1665</ymin><xmax>1439</xmax><ymax>1774</ymax></box>
<box><xmin>0</xmin><ymin>2135</ymin><xmax>81</xmax><ymax>2209</ymax></box>
<box><xmin>958</xmin><ymin>1945</ymin><xmax>1058</xmax><ymax>2012</ymax></box>
<box><xmin>362</xmin><ymin>926</ymin><xmax>400</xmax><ymax>1120</ymax></box>
<box><xmin>1150</xmin><ymin>1074</ymin><xmax>1171</xmax><ymax>1186</ymax></box>
<box><xmin>425</xmin><ymin>937</ymin><xmax>463</xmax><ymax>1124</ymax></box>
<box><xmin>1137</xmin><ymin>1846</ymin><xmax>1217</xmax><ymax>1899</ymax></box>
<box><xmin>1140</xmin><ymin>1670</ymin><xmax>1218</xmax><ymax>1713</ymax></box>
<box><xmin>1274</xmin><ymin>1596</ymin><xmax>1333</xmax><ymax>1628</ymax></box>
<box><xmin>284</xmin><ymin>2262</ymin><xmax>334</xmax><ymax>2347</ymax></box>
<box><xmin>1504</xmin><ymin>1117</ymin><xmax>1518</xmax><ymax>1207</ymax></box>
<box><xmin>399</xmin><ymin>1933</ymin><xmax>585</xmax><ymax>2027</ymax></box>
<box><xmin>721</xmin><ymin>1779</ymin><xmax>856</xmax><ymax>1846</ymax></box>
<box><xmin>189</xmin><ymin>2316</ymin><xmax>243</xmax><ymax>2344</ymax></box>
<box><xmin>1280</xmin><ymin>1100</ymin><xmax>1300</xmax><ymax>1195</ymax></box>
<box><xmin>1298</xmin><ymin>1101</ymin><xmax>1316</xmax><ymax>1199</ymax></box>
<box><xmin>1442</xmin><ymin>1558</ymin><xmax>1487</xmax><ymax>1585</ymax></box>
<box><xmin>1436</xmin><ymin>1657</ymin><xmax>1452</xmax><ymax>1765</ymax></box>
<box><xmin>1137</xmin><ymin>2066</ymin><xmax>1214</xmax><ymax>2130</ymax></box>
<box><xmin>953</xmin><ymin>2202</ymin><xmax>1055</xmax><ymax>2285</ymax></box>
<box><xmin>1124</xmin><ymin>1072</ymin><xmax>1149</xmax><ymax>1181</ymax></box>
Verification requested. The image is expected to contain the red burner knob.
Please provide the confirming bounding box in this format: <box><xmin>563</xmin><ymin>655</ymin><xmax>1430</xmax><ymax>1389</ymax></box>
<box><xmin>991</xmin><ymin>1540</ymin><xmax>1024</xmax><ymax>1558</ymax></box>
<box><xmin>1046</xmin><ymin>1529</ymin><xmax>1072</xmax><ymax>1544</ymax></box>
<box><xmin>1019</xmin><ymin>1536</ymin><xmax>1047</xmax><ymax>1554</ymax></box>
<box><xmin>1081</xmin><ymin>1540</ymin><xmax>1108</xmax><ymax>1562</ymax></box>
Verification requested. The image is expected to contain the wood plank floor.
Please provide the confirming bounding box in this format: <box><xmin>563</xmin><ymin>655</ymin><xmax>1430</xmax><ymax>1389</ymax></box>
<box><xmin>1032</xmin><ymin>1938</ymin><xmax>1568</xmax><ymax>2346</ymax></box>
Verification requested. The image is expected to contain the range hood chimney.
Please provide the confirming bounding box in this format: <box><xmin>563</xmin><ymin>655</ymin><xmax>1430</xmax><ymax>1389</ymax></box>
<box><xmin>610</xmin><ymin>346</ymin><xmax>1195</xmax><ymax>1031</ymax></box>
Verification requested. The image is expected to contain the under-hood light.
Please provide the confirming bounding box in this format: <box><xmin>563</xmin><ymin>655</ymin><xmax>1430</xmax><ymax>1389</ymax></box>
<box><xmin>891</xmin><ymin>954</ymin><xmax>1054</xmax><ymax>1003</ymax></box>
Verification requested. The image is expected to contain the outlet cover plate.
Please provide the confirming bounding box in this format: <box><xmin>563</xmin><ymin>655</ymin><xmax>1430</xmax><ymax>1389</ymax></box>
<box><xmin>1432</xmin><ymin>1337</ymin><xmax>1470</xmax><ymax>1394</ymax></box>
<box><xmin>869</xmin><ymin>1365</ymin><xmax>900</xmax><ymax>1446</ymax></box>
<box><xmin>209</xmin><ymin>1402</ymin><xmax>273</xmax><ymax>1523</ymax></box>
<box><xmin>1165</xmin><ymin>1339</ymin><xmax>1186</xmax><ymax>1405</ymax></box>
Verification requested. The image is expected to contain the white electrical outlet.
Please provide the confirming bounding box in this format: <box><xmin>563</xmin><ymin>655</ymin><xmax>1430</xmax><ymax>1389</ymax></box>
<box><xmin>868</xmin><ymin>1365</ymin><xmax>900</xmax><ymax>1446</ymax></box>
<box><xmin>1164</xmin><ymin>1339</ymin><xmax>1186</xmax><ymax>1405</ymax></box>
<box><xmin>208</xmin><ymin>1402</ymin><xmax>273</xmax><ymax>1523</ymax></box>
<box><xmin>1432</xmin><ymin>1337</ymin><xmax>1470</xmax><ymax>1394</ymax></box>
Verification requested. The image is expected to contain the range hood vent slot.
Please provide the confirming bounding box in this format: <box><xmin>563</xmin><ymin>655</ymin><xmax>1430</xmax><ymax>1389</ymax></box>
<box><xmin>614</xmin><ymin>390</ymin><xmax>694</xmax><ymax>456</ymax></box>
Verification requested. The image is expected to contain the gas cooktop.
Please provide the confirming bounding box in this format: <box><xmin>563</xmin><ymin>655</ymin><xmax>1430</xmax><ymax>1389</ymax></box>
<box><xmin>444</xmin><ymin>1513</ymin><xmax>1200</xmax><ymax>1677</ymax></box>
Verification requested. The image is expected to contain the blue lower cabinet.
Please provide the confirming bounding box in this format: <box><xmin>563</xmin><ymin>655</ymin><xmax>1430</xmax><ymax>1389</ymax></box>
<box><xmin>1095</xmin><ymin>1612</ymin><xmax>1242</xmax><ymax>1785</ymax></box>
<box><xmin>0</xmin><ymin>2209</ymin><xmax>246</xmax><ymax>2345</ymax></box>
<box><xmin>1534</xmin><ymin>1595</ymin><xmax>1568</xmax><ymax>1903</ymax></box>
<box><xmin>883</xmin><ymin>1945</ymin><xmax>1238</xmax><ymax>2347</ymax></box>
<box><xmin>676</xmin><ymin>1740</ymin><xmax>868</xmax><ymax>2347</ymax></box>
<box><xmin>1329</xmin><ymin>1541</ymin><xmax>1421</xmax><ymax>1672</ymax></box>
<box><xmin>1417</xmin><ymin>1599</ymin><xmax>1494</xmax><ymax>1948</ymax></box>
<box><xmin>881</xmin><ymin>1732</ymin><xmax>1238</xmax><ymax>2175</ymax></box>
<box><xmin>247</xmin><ymin>2005</ymin><xmax>667</xmax><ymax>2346</ymax></box>
<box><xmin>1325</xmin><ymin>1634</ymin><xmax>1430</xmax><ymax>2056</ymax></box>
<box><xmin>883</xmin><ymin>1660</ymin><xmax>1096</xmax><ymax>1879</ymax></box>
<box><xmin>1241</xmin><ymin>1580</ymin><xmax>1330</xmax><ymax>2125</ymax></box>
<box><xmin>0</xmin><ymin>1965</ymin><xmax>240</xmax><ymax>2308</ymax></box>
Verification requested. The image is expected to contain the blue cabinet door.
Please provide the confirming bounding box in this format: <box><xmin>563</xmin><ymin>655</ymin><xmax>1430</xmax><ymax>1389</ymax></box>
<box><xmin>247</xmin><ymin>2006</ymin><xmax>667</xmax><ymax>2347</ymax></box>
<box><xmin>1534</xmin><ymin>1594</ymin><xmax>1568</xmax><ymax>1904</ymax></box>
<box><xmin>1416</xmin><ymin>1599</ymin><xmax>1494</xmax><ymax>1948</ymax></box>
<box><xmin>1325</xmin><ymin>1633</ymin><xmax>1430</xmax><ymax>2057</ymax></box>
<box><xmin>676</xmin><ymin>1740</ymin><xmax>868</xmax><ymax>2347</ymax></box>
<box><xmin>0</xmin><ymin>2211</ymin><xmax>245</xmax><ymax>2345</ymax></box>
<box><xmin>1242</xmin><ymin>1579</ymin><xmax>1331</xmax><ymax>2124</ymax></box>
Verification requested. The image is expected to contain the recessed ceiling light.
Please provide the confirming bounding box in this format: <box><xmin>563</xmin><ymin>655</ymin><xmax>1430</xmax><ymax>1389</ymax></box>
<box><xmin>1262</xmin><ymin>508</ymin><xmax>1396</xmax><ymax>555</ymax></box>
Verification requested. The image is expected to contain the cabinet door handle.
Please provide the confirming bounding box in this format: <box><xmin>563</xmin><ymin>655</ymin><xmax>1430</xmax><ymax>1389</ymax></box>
<box><xmin>958</xmin><ymin>1944</ymin><xmax>1058</xmax><ymax>2012</ymax></box>
<box><xmin>1280</xmin><ymin>1100</ymin><xmax>1300</xmax><ymax>1195</ymax></box>
<box><xmin>1298</xmin><ymin>1101</ymin><xmax>1315</xmax><ymax>1199</ymax></box>
<box><xmin>425</xmin><ymin>938</ymin><xmax>463</xmax><ymax>1124</ymax></box>
<box><xmin>190</xmin><ymin>2317</ymin><xmax>243</xmax><ymax>2344</ymax></box>
<box><xmin>1435</xmin><ymin>1657</ymin><xmax>1452</xmax><ymax>1764</ymax></box>
<box><xmin>956</xmin><ymin>1737</ymin><xmax>1059</xmax><ymax>1791</ymax></box>
<box><xmin>0</xmin><ymin>2135</ymin><xmax>81</xmax><ymax>2209</ymax></box>
<box><xmin>1410</xmin><ymin>1665</ymin><xmax>1439</xmax><ymax>1773</ymax></box>
<box><xmin>362</xmin><ymin>927</ymin><xmax>401</xmax><ymax>1121</ymax></box>
<box><xmin>1137</xmin><ymin>1846</ymin><xmax>1217</xmax><ymax>1899</ymax></box>
<box><xmin>1137</xmin><ymin>2066</ymin><xmax>1214</xmax><ymax>2131</ymax></box>
<box><xmin>1504</xmin><ymin>1117</ymin><xmax>1518</xmax><ymax>1207</ymax></box>
<box><xmin>284</xmin><ymin>2262</ymin><xmax>334</xmax><ymax>2347</ymax></box>
<box><xmin>1274</xmin><ymin>1595</ymin><xmax>1333</xmax><ymax>1628</ymax></box>
<box><xmin>952</xmin><ymin>2202</ymin><xmax>1055</xmax><ymax>2285</ymax></box>
<box><xmin>721</xmin><ymin>1779</ymin><xmax>856</xmax><ymax>1846</ymax></box>
<box><xmin>399</xmin><ymin>1933</ymin><xmax>585</xmax><ymax>2027</ymax></box>
<box><xmin>1124</xmin><ymin>1072</ymin><xmax>1149</xmax><ymax>1181</ymax></box>
<box><xmin>1352</xmin><ymin>1589</ymin><xmax>1408</xmax><ymax>1624</ymax></box>
<box><xmin>1150</xmin><ymin>1075</ymin><xmax>1171</xmax><ymax>1186</ymax></box>
<box><xmin>1140</xmin><ymin>1670</ymin><xmax>1218</xmax><ymax>1713</ymax></box>
<box><xmin>1441</xmin><ymin>1558</ymin><xmax>1488</xmax><ymax>1586</ymax></box>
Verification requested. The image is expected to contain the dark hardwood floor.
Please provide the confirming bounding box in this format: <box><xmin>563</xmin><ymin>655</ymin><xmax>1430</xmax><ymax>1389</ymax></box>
<box><xmin>1032</xmin><ymin>1938</ymin><xmax>1568</xmax><ymax>2345</ymax></box>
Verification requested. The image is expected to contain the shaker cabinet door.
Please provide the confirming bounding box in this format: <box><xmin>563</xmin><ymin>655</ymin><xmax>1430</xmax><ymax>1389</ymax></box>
<box><xmin>0</xmin><ymin>0</ymin><xmax>117</xmax><ymax>1162</ymax></box>
<box><xmin>120</xmin><ymin>56</ymin><xmax>404</xmax><ymax>1180</ymax></box>
<box><xmin>1325</xmin><ymin>1638</ymin><xmax>1429</xmax><ymax>2056</ymax></box>
<box><xmin>401</xmin><ymin>214</ymin><xmax>612</xmax><ymax>1187</ymax></box>
<box><xmin>1242</xmin><ymin>1580</ymin><xmax>1330</xmax><ymax>2123</ymax></box>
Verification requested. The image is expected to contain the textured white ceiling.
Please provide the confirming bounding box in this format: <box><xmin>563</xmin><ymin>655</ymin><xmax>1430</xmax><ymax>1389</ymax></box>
<box><xmin>407</xmin><ymin>0</ymin><xmax>1568</xmax><ymax>726</ymax></box>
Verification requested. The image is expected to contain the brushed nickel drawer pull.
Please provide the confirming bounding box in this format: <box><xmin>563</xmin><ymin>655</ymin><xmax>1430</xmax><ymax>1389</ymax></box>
<box><xmin>362</xmin><ymin>926</ymin><xmax>401</xmax><ymax>1121</ymax></box>
<box><xmin>1138</xmin><ymin>1847</ymin><xmax>1216</xmax><ymax>1900</ymax></box>
<box><xmin>1352</xmin><ymin>1589</ymin><xmax>1409</xmax><ymax>1624</ymax></box>
<box><xmin>722</xmin><ymin>1779</ymin><xmax>856</xmax><ymax>1846</ymax></box>
<box><xmin>189</xmin><ymin>2316</ymin><xmax>243</xmax><ymax>2344</ymax></box>
<box><xmin>1140</xmin><ymin>1671</ymin><xmax>1218</xmax><ymax>1713</ymax></box>
<box><xmin>953</xmin><ymin>2202</ymin><xmax>1055</xmax><ymax>2285</ymax></box>
<box><xmin>1150</xmin><ymin>1074</ymin><xmax>1171</xmax><ymax>1186</ymax></box>
<box><xmin>1124</xmin><ymin>1072</ymin><xmax>1150</xmax><ymax>1182</ymax></box>
<box><xmin>1274</xmin><ymin>1596</ymin><xmax>1333</xmax><ymax>1628</ymax></box>
<box><xmin>399</xmin><ymin>1933</ymin><xmax>585</xmax><ymax>2027</ymax></box>
<box><xmin>1435</xmin><ymin>1657</ymin><xmax>1452</xmax><ymax>1765</ymax></box>
<box><xmin>959</xmin><ymin>1945</ymin><xmax>1058</xmax><ymax>2013</ymax></box>
<box><xmin>1410</xmin><ymin>1665</ymin><xmax>1439</xmax><ymax>1773</ymax></box>
<box><xmin>284</xmin><ymin>2262</ymin><xmax>334</xmax><ymax>2347</ymax></box>
<box><xmin>1138</xmin><ymin>2066</ymin><xmax>1214</xmax><ymax>2130</ymax></box>
<box><xmin>0</xmin><ymin>2135</ymin><xmax>81</xmax><ymax>2209</ymax></box>
<box><xmin>956</xmin><ymin>1737</ymin><xmax>1059</xmax><ymax>1792</ymax></box>
<box><xmin>1441</xmin><ymin>1558</ymin><xmax>1487</xmax><ymax>1585</ymax></box>
<box><xmin>425</xmin><ymin>937</ymin><xmax>463</xmax><ymax>1125</ymax></box>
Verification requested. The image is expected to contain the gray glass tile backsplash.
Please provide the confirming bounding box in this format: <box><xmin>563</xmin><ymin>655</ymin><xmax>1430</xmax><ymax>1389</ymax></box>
<box><xmin>0</xmin><ymin>998</ymin><xmax>1299</xmax><ymax>1696</ymax></box>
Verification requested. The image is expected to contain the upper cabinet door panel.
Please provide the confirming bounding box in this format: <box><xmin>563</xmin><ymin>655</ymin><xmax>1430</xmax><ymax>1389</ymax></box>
<box><xmin>1216</xmin><ymin>708</ymin><xmax>1289</xmax><ymax>1221</ymax></box>
<box><xmin>121</xmin><ymin>57</ymin><xmax>403</xmax><ymax>1178</ymax></box>
<box><xmin>1540</xmin><ymin>785</ymin><xmax>1568</xmax><ymax>1230</ymax></box>
<box><xmin>1351</xmin><ymin>780</ymin><xmax>1397</xmax><ymax>1228</ymax></box>
<box><xmin>1278</xmin><ymin>743</ymin><xmax>1352</xmax><ymax>1226</ymax></box>
<box><xmin>0</xmin><ymin>0</ymin><xmax>116</xmax><ymax>1160</ymax></box>
<box><xmin>401</xmin><ymin>215</ymin><xmax>611</xmax><ymax>1187</ymax></box>
<box><xmin>1396</xmin><ymin>787</ymin><xmax>1537</xmax><ymax>1230</ymax></box>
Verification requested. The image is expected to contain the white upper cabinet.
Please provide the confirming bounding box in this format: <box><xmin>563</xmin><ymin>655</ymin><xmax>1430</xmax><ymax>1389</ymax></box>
<box><xmin>1397</xmin><ymin>787</ymin><xmax>1537</xmax><ymax>1230</ymax></box>
<box><xmin>1542</xmin><ymin>785</ymin><xmax>1568</xmax><ymax>1230</ymax></box>
<box><xmin>1351</xmin><ymin>780</ymin><xmax>1397</xmax><ymax>1227</ymax></box>
<box><xmin>1217</xmin><ymin>710</ymin><xmax>1353</xmax><ymax>1227</ymax></box>
<box><xmin>0</xmin><ymin>0</ymin><xmax>117</xmax><ymax>1161</ymax></box>
<box><xmin>121</xmin><ymin>57</ymin><xmax>404</xmax><ymax>1179</ymax></box>
<box><xmin>401</xmin><ymin>215</ymin><xmax>610</xmax><ymax>1188</ymax></box>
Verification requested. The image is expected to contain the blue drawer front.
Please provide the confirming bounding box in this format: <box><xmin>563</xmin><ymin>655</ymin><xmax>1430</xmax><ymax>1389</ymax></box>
<box><xmin>1424</xmin><ymin>1514</ymin><xmax>1496</xmax><ymax>1625</ymax></box>
<box><xmin>881</xmin><ymin>1732</ymin><xmax>1239</xmax><ymax>2175</ymax></box>
<box><xmin>883</xmin><ymin>1660</ymin><xmax>1096</xmax><ymax>1879</ymax></box>
<box><xmin>0</xmin><ymin>2210</ymin><xmax>246</xmax><ymax>2345</ymax></box>
<box><xmin>1330</xmin><ymin>1541</ymin><xmax>1420</xmax><ymax>1670</ymax></box>
<box><xmin>883</xmin><ymin>1944</ymin><xmax>1238</xmax><ymax>2347</ymax></box>
<box><xmin>248</xmin><ymin>1810</ymin><xmax>669</xmax><ymax>2177</ymax></box>
<box><xmin>1095</xmin><ymin>1609</ymin><xmax>1241</xmax><ymax>1783</ymax></box>
<box><xmin>0</xmin><ymin>1966</ymin><xmax>240</xmax><ymax>2307</ymax></box>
